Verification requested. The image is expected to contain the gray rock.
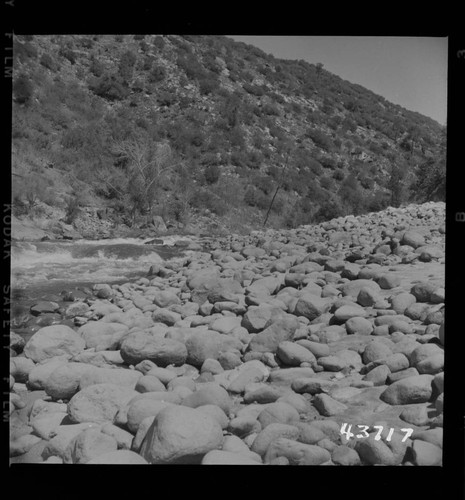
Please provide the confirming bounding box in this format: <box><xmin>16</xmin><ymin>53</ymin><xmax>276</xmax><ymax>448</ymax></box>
<box><xmin>185</xmin><ymin>330</ymin><xmax>242</xmax><ymax>367</ymax></box>
<box><xmin>87</xmin><ymin>450</ymin><xmax>148</xmax><ymax>464</ymax></box>
<box><xmin>399</xmin><ymin>405</ymin><xmax>429</xmax><ymax>426</ymax></box>
<box><xmin>380</xmin><ymin>375</ymin><xmax>434</xmax><ymax>405</ymax></box>
<box><xmin>401</xmin><ymin>230</ymin><xmax>425</xmax><ymax>249</ymax></box>
<box><xmin>276</xmin><ymin>341</ymin><xmax>317</xmax><ymax>366</ymax></box>
<box><xmin>24</xmin><ymin>325</ymin><xmax>85</xmax><ymax>363</ymax></box>
<box><xmin>411</xmin><ymin>439</ymin><xmax>442</xmax><ymax>465</ymax></box>
<box><xmin>390</xmin><ymin>292</ymin><xmax>417</xmax><ymax>314</ymax></box>
<box><xmin>410</xmin><ymin>282</ymin><xmax>436</xmax><ymax>303</ymax></box>
<box><xmin>251</xmin><ymin>423</ymin><xmax>300</xmax><ymax>456</ymax></box>
<box><xmin>264</xmin><ymin>438</ymin><xmax>331</xmax><ymax>465</ymax></box>
<box><xmin>294</xmin><ymin>295</ymin><xmax>330</xmax><ymax>321</ymax></box>
<box><xmin>120</xmin><ymin>331</ymin><xmax>187</xmax><ymax>367</ymax></box>
<box><xmin>362</xmin><ymin>341</ymin><xmax>393</xmax><ymax>364</ymax></box>
<box><xmin>317</xmin><ymin>356</ymin><xmax>347</xmax><ymax>372</ymax></box>
<box><xmin>313</xmin><ymin>393</ymin><xmax>348</xmax><ymax>416</ymax></box>
<box><xmin>268</xmin><ymin>367</ymin><xmax>316</xmax><ymax>384</ymax></box>
<box><xmin>332</xmin><ymin>445</ymin><xmax>361</xmax><ymax>465</ymax></box>
<box><xmin>355</xmin><ymin>436</ymin><xmax>396</xmax><ymax>465</ymax></box>
<box><xmin>295</xmin><ymin>339</ymin><xmax>330</xmax><ymax>358</ymax></box>
<box><xmin>126</xmin><ymin>399</ymin><xmax>172</xmax><ymax>433</ymax></box>
<box><xmin>201</xmin><ymin>450</ymin><xmax>261</xmax><ymax>465</ymax></box>
<box><xmin>363</xmin><ymin>364</ymin><xmax>390</xmax><ymax>386</ymax></box>
<box><xmin>140</xmin><ymin>405</ymin><xmax>224</xmax><ymax>464</ymax></box>
<box><xmin>291</xmin><ymin>377</ymin><xmax>337</xmax><ymax>395</ymax></box>
<box><xmin>63</xmin><ymin>428</ymin><xmax>118</xmax><ymax>464</ymax></box>
<box><xmin>416</xmin><ymin>353</ymin><xmax>444</xmax><ymax>375</ymax></box>
<box><xmin>377</xmin><ymin>274</ymin><xmax>402</xmax><ymax>289</ymax></box>
<box><xmin>182</xmin><ymin>382</ymin><xmax>232</xmax><ymax>414</ymax></box>
<box><xmin>77</xmin><ymin>321</ymin><xmax>129</xmax><ymax>350</ymax></box>
<box><xmin>67</xmin><ymin>383</ymin><xmax>137</xmax><ymax>424</ymax></box>
<box><xmin>257</xmin><ymin>402</ymin><xmax>300</xmax><ymax>428</ymax></box>
<box><xmin>345</xmin><ymin>316</ymin><xmax>373</xmax><ymax>335</ymax></box>
<box><xmin>246</xmin><ymin>317</ymin><xmax>300</xmax><ymax>353</ymax></box>
<box><xmin>342</xmin><ymin>279</ymin><xmax>381</xmax><ymax>298</ymax></box>
<box><xmin>135</xmin><ymin>375</ymin><xmax>167</xmax><ymax>393</ymax></box>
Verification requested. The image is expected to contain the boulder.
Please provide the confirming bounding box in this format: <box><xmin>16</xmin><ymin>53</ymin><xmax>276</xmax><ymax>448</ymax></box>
<box><xmin>264</xmin><ymin>438</ymin><xmax>331</xmax><ymax>465</ymax></box>
<box><xmin>24</xmin><ymin>325</ymin><xmax>85</xmax><ymax>363</ymax></box>
<box><xmin>140</xmin><ymin>406</ymin><xmax>224</xmax><ymax>464</ymax></box>
<box><xmin>87</xmin><ymin>450</ymin><xmax>148</xmax><ymax>464</ymax></box>
<box><xmin>67</xmin><ymin>383</ymin><xmax>138</xmax><ymax>424</ymax></box>
<box><xmin>77</xmin><ymin>322</ymin><xmax>129</xmax><ymax>350</ymax></box>
<box><xmin>380</xmin><ymin>375</ymin><xmax>434</xmax><ymax>405</ymax></box>
<box><xmin>185</xmin><ymin>330</ymin><xmax>242</xmax><ymax>368</ymax></box>
<box><xmin>120</xmin><ymin>331</ymin><xmax>187</xmax><ymax>367</ymax></box>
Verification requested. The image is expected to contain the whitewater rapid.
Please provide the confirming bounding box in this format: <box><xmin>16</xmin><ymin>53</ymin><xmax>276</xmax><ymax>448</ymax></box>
<box><xmin>10</xmin><ymin>237</ymin><xmax>186</xmax><ymax>289</ymax></box>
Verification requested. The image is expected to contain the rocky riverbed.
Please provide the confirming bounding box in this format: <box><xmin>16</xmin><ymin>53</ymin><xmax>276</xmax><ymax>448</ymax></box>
<box><xmin>9</xmin><ymin>201</ymin><xmax>445</xmax><ymax>465</ymax></box>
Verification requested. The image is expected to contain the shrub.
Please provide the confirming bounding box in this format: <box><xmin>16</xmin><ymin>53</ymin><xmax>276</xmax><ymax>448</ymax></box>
<box><xmin>332</xmin><ymin>170</ymin><xmax>345</xmax><ymax>181</ymax></box>
<box><xmin>152</xmin><ymin>36</ymin><xmax>165</xmax><ymax>50</ymax></box>
<box><xmin>89</xmin><ymin>57</ymin><xmax>105</xmax><ymax>77</ymax></box>
<box><xmin>244</xmin><ymin>186</ymin><xmax>268</xmax><ymax>209</ymax></box>
<box><xmin>13</xmin><ymin>40</ymin><xmax>38</xmax><ymax>63</ymax></box>
<box><xmin>149</xmin><ymin>64</ymin><xmax>166</xmax><ymax>84</ymax></box>
<box><xmin>59</xmin><ymin>46</ymin><xmax>77</xmax><ymax>64</ymax></box>
<box><xmin>246</xmin><ymin>150</ymin><xmax>263</xmax><ymax>169</ymax></box>
<box><xmin>306</xmin><ymin>128</ymin><xmax>333</xmax><ymax>152</ymax></box>
<box><xmin>119</xmin><ymin>50</ymin><xmax>137</xmax><ymax>81</ymax></box>
<box><xmin>89</xmin><ymin>73</ymin><xmax>128</xmax><ymax>101</ymax></box>
<box><xmin>40</xmin><ymin>53</ymin><xmax>59</xmax><ymax>71</ymax></box>
<box><xmin>262</xmin><ymin>102</ymin><xmax>280</xmax><ymax>116</ymax></box>
<box><xmin>157</xmin><ymin>90</ymin><xmax>177</xmax><ymax>107</ymax></box>
<box><xmin>204</xmin><ymin>164</ymin><xmax>220</xmax><ymax>184</ymax></box>
<box><xmin>198</xmin><ymin>77</ymin><xmax>219</xmax><ymax>95</ymax></box>
<box><xmin>314</xmin><ymin>200</ymin><xmax>345</xmax><ymax>222</ymax></box>
<box><xmin>319</xmin><ymin>155</ymin><xmax>337</xmax><ymax>170</ymax></box>
<box><xmin>243</xmin><ymin>83</ymin><xmax>265</xmax><ymax>96</ymax></box>
<box><xmin>64</xmin><ymin>194</ymin><xmax>81</xmax><ymax>224</ymax></box>
<box><xmin>320</xmin><ymin>176</ymin><xmax>335</xmax><ymax>190</ymax></box>
<box><xmin>13</xmin><ymin>75</ymin><xmax>34</xmax><ymax>104</ymax></box>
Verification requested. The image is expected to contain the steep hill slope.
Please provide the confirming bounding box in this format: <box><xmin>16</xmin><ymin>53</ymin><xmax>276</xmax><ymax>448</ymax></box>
<box><xmin>11</xmin><ymin>34</ymin><xmax>446</xmax><ymax>236</ymax></box>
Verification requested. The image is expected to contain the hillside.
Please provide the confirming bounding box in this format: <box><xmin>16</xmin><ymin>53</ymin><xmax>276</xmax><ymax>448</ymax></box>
<box><xmin>11</xmin><ymin>34</ymin><xmax>446</xmax><ymax>237</ymax></box>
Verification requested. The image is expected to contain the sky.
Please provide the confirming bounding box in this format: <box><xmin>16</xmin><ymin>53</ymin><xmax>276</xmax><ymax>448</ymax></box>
<box><xmin>229</xmin><ymin>36</ymin><xmax>448</xmax><ymax>126</ymax></box>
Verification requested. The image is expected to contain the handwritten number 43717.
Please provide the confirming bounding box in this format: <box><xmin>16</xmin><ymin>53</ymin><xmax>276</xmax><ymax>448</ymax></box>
<box><xmin>340</xmin><ymin>423</ymin><xmax>413</xmax><ymax>442</ymax></box>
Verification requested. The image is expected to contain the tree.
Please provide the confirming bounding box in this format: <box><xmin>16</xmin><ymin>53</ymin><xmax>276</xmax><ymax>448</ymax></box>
<box><xmin>388</xmin><ymin>164</ymin><xmax>407</xmax><ymax>207</ymax></box>
<box><xmin>113</xmin><ymin>139</ymin><xmax>175</xmax><ymax>224</ymax></box>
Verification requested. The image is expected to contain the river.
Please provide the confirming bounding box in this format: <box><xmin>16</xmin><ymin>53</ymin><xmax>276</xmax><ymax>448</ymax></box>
<box><xmin>10</xmin><ymin>236</ymin><xmax>190</xmax><ymax>336</ymax></box>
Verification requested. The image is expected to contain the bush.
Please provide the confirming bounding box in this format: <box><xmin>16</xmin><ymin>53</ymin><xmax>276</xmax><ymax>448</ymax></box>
<box><xmin>243</xmin><ymin>186</ymin><xmax>268</xmax><ymax>209</ymax></box>
<box><xmin>13</xmin><ymin>75</ymin><xmax>34</xmax><ymax>104</ymax></box>
<box><xmin>157</xmin><ymin>90</ymin><xmax>177</xmax><ymax>107</ymax></box>
<box><xmin>189</xmin><ymin>189</ymin><xmax>228</xmax><ymax>216</ymax></box>
<box><xmin>198</xmin><ymin>77</ymin><xmax>219</xmax><ymax>95</ymax></box>
<box><xmin>119</xmin><ymin>50</ymin><xmax>137</xmax><ymax>81</ymax></box>
<box><xmin>40</xmin><ymin>53</ymin><xmax>59</xmax><ymax>71</ymax></box>
<box><xmin>306</xmin><ymin>128</ymin><xmax>333</xmax><ymax>152</ymax></box>
<box><xmin>314</xmin><ymin>200</ymin><xmax>345</xmax><ymax>222</ymax></box>
<box><xmin>89</xmin><ymin>73</ymin><xmax>128</xmax><ymax>101</ymax></box>
<box><xmin>332</xmin><ymin>170</ymin><xmax>345</xmax><ymax>181</ymax></box>
<box><xmin>13</xmin><ymin>40</ymin><xmax>38</xmax><ymax>63</ymax></box>
<box><xmin>149</xmin><ymin>64</ymin><xmax>166</xmax><ymax>83</ymax></box>
<box><xmin>243</xmin><ymin>83</ymin><xmax>265</xmax><ymax>96</ymax></box>
<box><xmin>204</xmin><ymin>164</ymin><xmax>220</xmax><ymax>184</ymax></box>
<box><xmin>152</xmin><ymin>36</ymin><xmax>165</xmax><ymax>50</ymax></box>
<box><xmin>89</xmin><ymin>57</ymin><xmax>105</xmax><ymax>77</ymax></box>
<box><xmin>64</xmin><ymin>194</ymin><xmax>81</xmax><ymax>224</ymax></box>
<box><xmin>59</xmin><ymin>46</ymin><xmax>77</xmax><ymax>64</ymax></box>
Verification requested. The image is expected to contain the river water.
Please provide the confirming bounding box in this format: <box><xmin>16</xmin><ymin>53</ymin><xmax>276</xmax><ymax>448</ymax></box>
<box><xmin>10</xmin><ymin>237</ymin><xmax>189</xmax><ymax>331</ymax></box>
